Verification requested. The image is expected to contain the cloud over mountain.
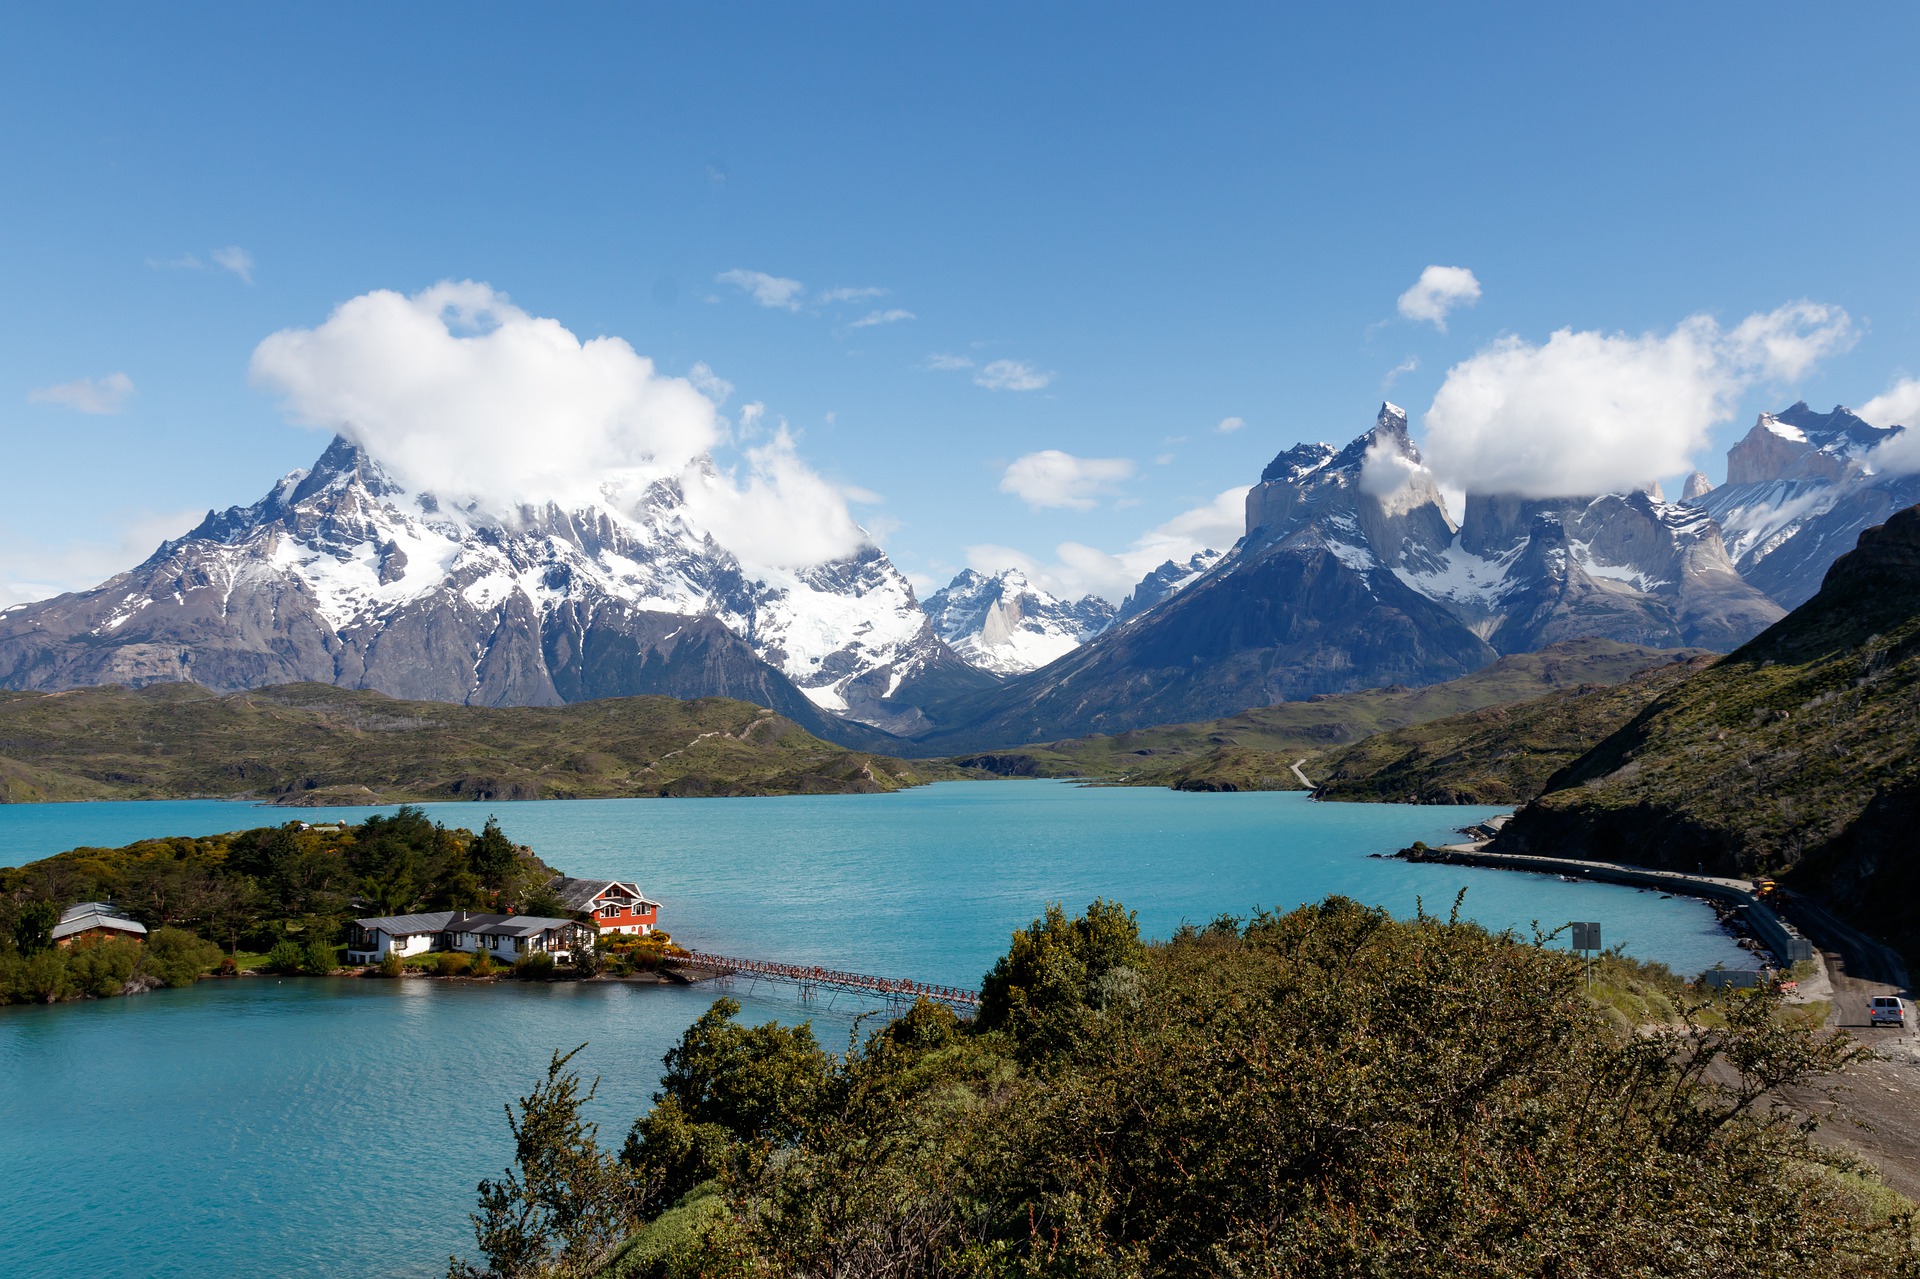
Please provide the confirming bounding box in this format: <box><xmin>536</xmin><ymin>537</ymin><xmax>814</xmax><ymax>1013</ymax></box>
<box><xmin>1421</xmin><ymin>302</ymin><xmax>1854</xmax><ymax>498</ymax></box>
<box><xmin>250</xmin><ymin>280</ymin><xmax>870</xmax><ymax>568</ymax></box>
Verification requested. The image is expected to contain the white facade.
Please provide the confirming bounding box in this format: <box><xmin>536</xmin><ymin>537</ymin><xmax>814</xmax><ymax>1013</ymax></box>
<box><xmin>345</xmin><ymin>911</ymin><xmax>587</xmax><ymax>966</ymax></box>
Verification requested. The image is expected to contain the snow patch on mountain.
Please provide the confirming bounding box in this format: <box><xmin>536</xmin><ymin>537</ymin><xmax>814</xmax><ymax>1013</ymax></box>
<box><xmin>923</xmin><ymin>568</ymin><xmax>1117</xmax><ymax>675</ymax></box>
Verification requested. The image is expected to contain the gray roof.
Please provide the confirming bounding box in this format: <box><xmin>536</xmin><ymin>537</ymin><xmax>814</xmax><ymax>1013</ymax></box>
<box><xmin>548</xmin><ymin>876</ymin><xmax>658</xmax><ymax>912</ymax></box>
<box><xmin>351</xmin><ymin>910</ymin><xmax>587</xmax><ymax>938</ymax></box>
<box><xmin>52</xmin><ymin>907</ymin><xmax>148</xmax><ymax>941</ymax></box>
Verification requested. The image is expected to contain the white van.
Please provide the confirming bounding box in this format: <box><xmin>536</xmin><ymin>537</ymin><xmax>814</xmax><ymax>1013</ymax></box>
<box><xmin>1868</xmin><ymin>996</ymin><xmax>1909</xmax><ymax>1027</ymax></box>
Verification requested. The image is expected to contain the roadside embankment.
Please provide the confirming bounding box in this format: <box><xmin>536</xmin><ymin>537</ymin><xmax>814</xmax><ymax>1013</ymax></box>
<box><xmin>1401</xmin><ymin>837</ymin><xmax>1816</xmax><ymax>970</ymax></box>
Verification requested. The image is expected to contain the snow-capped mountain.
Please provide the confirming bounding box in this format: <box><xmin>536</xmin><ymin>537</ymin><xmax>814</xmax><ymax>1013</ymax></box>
<box><xmin>922</xmin><ymin>568</ymin><xmax>1117</xmax><ymax>675</ymax></box>
<box><xmin>909</xmin><ymin>404</ymin><xmax>1785</xmax><ymax>749</ymax></box>
<box><xmin>1233</xmin><ymin>404</ymin><xmax>1780</xmax><ymax>653</ymax></box>
<box><xmin>0</xmin><ymin>436</ymin><xmax>990</xmax><ymax>740</ymax></box>
<box><xmin>1113</xmin><ymin>550</ymin><xmax>1225</xmax><ymax>624</ymax></box>
<box><xmin>1687</xmin><ymin>402</ymin><xmax>1919</xmax><ymax>608</ymax></box>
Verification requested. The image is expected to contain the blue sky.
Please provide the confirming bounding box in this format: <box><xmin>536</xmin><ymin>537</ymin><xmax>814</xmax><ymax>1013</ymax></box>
<box><xmin>4</xmin><ymin>4</ymin><xmax>1919</xmax><ymax>605</ymax></box>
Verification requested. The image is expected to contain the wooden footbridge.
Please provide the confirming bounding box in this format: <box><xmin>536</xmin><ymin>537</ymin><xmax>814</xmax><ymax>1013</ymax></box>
<box><xmin>670</xmin><ymin>950</ymin><xmax>980</xmax><ymax>1010</ymax></box>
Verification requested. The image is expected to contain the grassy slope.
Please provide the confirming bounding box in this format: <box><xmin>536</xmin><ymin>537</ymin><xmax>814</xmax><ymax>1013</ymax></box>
<box><xmin>944</xmin><ymin>639</ymin><xmax>1704</xmax><ymax>791</ymax></box>
<box><xmin>1310</xmin><ymin>655</ymin><xmax>1714</xmax><ymax>804</ymax></box>
<box><xmin>0</xmin><ymin>683</ymin><xmax>961</xmax><ymax>804</ymax></box>
<box><xmin>1497</xmin><ymin>506</ymin><xmax>1920</xmax><ymax>957</ymax></box>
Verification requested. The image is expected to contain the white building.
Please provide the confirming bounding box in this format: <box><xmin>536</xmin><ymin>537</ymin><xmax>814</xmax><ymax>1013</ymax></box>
<box><xmin>344</xmin><ymin>910</ymin><xmax>591</xmax><ymax>966</ymax></box>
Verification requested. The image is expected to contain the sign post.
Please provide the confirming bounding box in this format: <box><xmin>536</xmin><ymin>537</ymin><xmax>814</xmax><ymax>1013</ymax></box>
<box><xmin>1570</xmin><ymin>922</ymin><xmax>1601</xmax><ymax>991</ymax></box>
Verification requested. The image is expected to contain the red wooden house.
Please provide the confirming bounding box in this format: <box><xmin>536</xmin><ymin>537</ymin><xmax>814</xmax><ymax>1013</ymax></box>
<box><xmin>548</xmin><ymin>876</ymin><xmax>662</xmax><ymax>936</ymax></box>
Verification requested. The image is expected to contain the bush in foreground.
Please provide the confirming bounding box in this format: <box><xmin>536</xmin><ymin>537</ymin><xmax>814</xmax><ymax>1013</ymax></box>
<box><xmin>452</xmin><ymin>898</ymin><xmax>1917</xmax><ymax>1279</ymax></box>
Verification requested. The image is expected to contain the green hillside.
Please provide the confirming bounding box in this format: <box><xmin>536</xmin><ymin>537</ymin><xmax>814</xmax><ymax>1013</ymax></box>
<box><xmin>0</xmin><ymin>683</ymin><xmax>956</xmax><ymax>805</ymax></box>
<box><xmin>947</xmin><ymin>639</ymin><xmax>1704</xmax><ymax>790</ymax></box>
<box><xmin>1310</xmin><ymin>655</ymin><xmax>1713</xmax><ymax>804</ymax></box>
<box><xmin>1497</xmin><ymin>506</ymin><xmax>1920</xmax><ymax>959</ymax></box>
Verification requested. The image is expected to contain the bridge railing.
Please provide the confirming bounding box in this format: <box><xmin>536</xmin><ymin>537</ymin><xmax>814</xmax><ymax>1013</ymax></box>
<box><xmin>673</xmin><ymin>950</ymin><xmax>980</xmax><ymax>1008</ymax></box>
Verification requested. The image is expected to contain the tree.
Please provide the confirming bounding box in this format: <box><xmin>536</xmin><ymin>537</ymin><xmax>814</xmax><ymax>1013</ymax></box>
<box><xmin>449</xmin><ymin>1046</ymin><xmax>636</xmax><ymax>1279</ymax></box>
<box><xmin>468</xmin><ymin>817</ymin><xmax>520</xmax><ymax>891</ymax></box>
<box><xmin>13</xmin><ymin>901</ymin><xmax>57</xmax><ymax>955</ymax></box>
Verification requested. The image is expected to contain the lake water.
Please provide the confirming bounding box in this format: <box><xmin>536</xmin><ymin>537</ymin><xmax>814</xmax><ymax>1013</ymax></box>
<box><xmin>0</xmin><ymin>783</ymin><xmax>1748</xmax><ymax>1277</ymax></box>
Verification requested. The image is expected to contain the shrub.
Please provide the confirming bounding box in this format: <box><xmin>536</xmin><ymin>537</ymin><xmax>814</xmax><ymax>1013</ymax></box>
<box><xmin>514</xmin><ymin>951</ymin><xmax>556</xmax><ymax>981</ymax></box>
<box><xmin>302</xmin><ymin>937</ymin><xmax>338</xmax><ymax>975</ymax></box>
<box><xmin>571</xmin><ymin>944</ymin><xmax>603</xmax><ymax>977</ymax></box>
<box><xmin>435</xmin><ymin>951</ymin><xmax>472</xmax><ymax>977</ymax></box>
<box><xmin>469</xmin><ymin>949</ymin><xmax>498</xmax><ymax>978</ymax></box>
<box><xmin>378</xmin><ymin>950</ymin><xmax>405</xmax><ymax>978</ymax></box>
<box><xmin>2</xmin><ymin>948</ymin><xmax>72</xmax><ymax>1003</ymax></box>
<box><xmin>265</xmin><ymin>940</ymin><xmax>305</xmax><ymax>973</ymax></box>
<box><xmin>606</xmin><ymin>897</ymin><xmax>1900</xmax><ymax>1278</ymax></box>
<box><xmin>142</xmin><ymin>927</ymin><xmax>222</xmax><ymax>988</ymax></box>
<box><xmin>65</xmin><ymin>936</ymin><xmax>142</xmax><ymax>997</ymax></box>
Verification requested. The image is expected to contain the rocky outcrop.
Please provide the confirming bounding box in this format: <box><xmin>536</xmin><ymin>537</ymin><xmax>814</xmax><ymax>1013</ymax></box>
<box><xmin>1689</xmin><ymin>402</ymin><xmax>1920</xmax><ymax>609</ymax></box>
<box><xmin>923</xmin><ymin>568</ymin><xmax>1116</xmax><ymax>675</ymax></box>
<box><xmin>1113</xmin><ymin>551</ymin><xmax>1225</xmax><ymax>624</ymax></box>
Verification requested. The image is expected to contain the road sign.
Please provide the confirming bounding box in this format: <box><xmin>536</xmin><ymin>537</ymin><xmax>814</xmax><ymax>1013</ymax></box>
<box><xmin>1570</xmin><ymin>922</ymin><xmax>1601</xmax><ymax>950</ymax></box>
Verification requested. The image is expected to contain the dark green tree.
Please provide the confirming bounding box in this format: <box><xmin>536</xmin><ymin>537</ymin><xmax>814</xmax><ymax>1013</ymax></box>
<box><xmin>13</xmin><ymin>900</ymin><xmax>58</xmax><ymax>954</ymax></box>
<box><xmin>449</xmin><ymin>1046</ymin><xmax>636</xmax><ymax>1279</ymax></box>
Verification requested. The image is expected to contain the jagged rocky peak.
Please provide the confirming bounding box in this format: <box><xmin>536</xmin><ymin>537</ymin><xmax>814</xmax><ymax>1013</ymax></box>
<box><xmin>923</xmin><ymin>567</ymin><xmax>1117</xmax><ymax>676</ymax></box>
<box><xmin>1242</xmin><ymin>402</ymin><xmax>1453</xmax><ymax>574</ymax></box>
<box><xmin>1114</xmin><ymin>550</ymin><xmax>1225</xmax><ymax>624</ymax></box>
<box><xmin>1725</xmin><ymin>402</ymin><xmax>1899</xmax><ymax>487</ymax></box>
<box><xmin>1681</xmin><ymin>470</ymin><xmax>1714</xmax><ymax>502</ymax></box>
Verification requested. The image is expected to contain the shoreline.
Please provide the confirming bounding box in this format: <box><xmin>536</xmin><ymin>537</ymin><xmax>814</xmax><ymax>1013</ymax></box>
<box><xmin>1398</xmin><ymin>828</ymin><xmax>1820</xmax><ymax>978</ymax></box>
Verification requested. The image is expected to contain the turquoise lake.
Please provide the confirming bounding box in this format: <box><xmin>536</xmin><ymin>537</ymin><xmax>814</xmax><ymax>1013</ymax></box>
<box><xmin>0</xmin><ymin>782</ymin><xmax>1749</xmax><ymax>1278</ymax></box>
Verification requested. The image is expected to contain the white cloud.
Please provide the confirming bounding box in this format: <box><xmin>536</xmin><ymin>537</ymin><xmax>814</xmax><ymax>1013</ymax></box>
<box><xmin>923</xmin><ymin>352</ymin><xmax>974</xmax><ymax>371</ymax></box>
<box><xmin>211</xmin><ymin>246</ymin><xmax>255</xmax><ymax>285</ymax></box>
<box><xmin>966</xmin><ymin>486</ymin><xmax>1248</xmax><ymax>601</ymax></box>
<box><xmin>1358</xmin><ymin>436</ymin><xmax>1429</xmax><ymax>500</ymax></box>
<box><xmin>0</xmin><ymin>508</ymin><xmax>202</xmax><ymax>607</ymax></box>
<box><xmin>680</xmin><ymin>427</ymin><xmax>867</xmax><ymax>569</ymax></box>
<box><xmin>999</xmin><ymin>450</ymin><xmax>1136</xmax><ymax>510</ymax></box>
<box><xmin>974</xmin><ymin>359</ymin><xmax>1053</xmax><ymax>392</ymax></box>
<box><xmin>145</xmin><ymin>247</ymin><xmax>255</xmax><ymax>283</ymax></box>
<box><xmin>819</xmin><ymin>286</ymin><xmax>887</xmax><ymax>304</ymax></box>
<box><xmin>687</xmin><ymin>361</ymin><xmax>733</xmax><ymax>404</ymax></box>
<box><xmin>28</xmin><ymin>372</ymin><xmax>135</xmax><ymax>415</ymax></box>
<box><xmin>1397</xmin><ymin>266</ymin><xmax>1482</xmax><ymax>331</ymax></box>
<box><xmin>1421</xmin><ymin>301</ymin><xmax>1856</xmax><ymax>499</ymax></box>
<box><xmin>716</xmin><ymin>269</ymin><xmax>806</xmax><ymax>310</ymax></box>
<box><xmin>253</xmin><ymin>281</ymin><xmax>722</xmax><ymax>507</ymax></box>
<box><xmin>1862</xmin><ymin>376</ymin><xmax>1920</xmax><ymax>475</ymax></box>
<box><xmin>250</xmin><ymin>281</ymin><xmax>873</xmax><ymax>569</ymax></box>
<box><xmin>1725</xmin><ymin>302</ymin><xmax>1855</xmax><ymax>380</ymax></box>
<box><xmin>1383</xmin><ymin>355</ymin><xmax>1419</xmax><ymax>387</ymax></box>
<box><xmin>1216</xmin><ymin>416</ymin><xmax>1245</xmax><ymax>434</ymax></box>
<box><xmin>848</xmin><ymin>309</ymin><xmax>914</xmax><ymax>329</ymax></box>
<box><xmin>1860</xmin><ymin>377</ymin><xmax>1920</xmax><ymax>430</ymax></box>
